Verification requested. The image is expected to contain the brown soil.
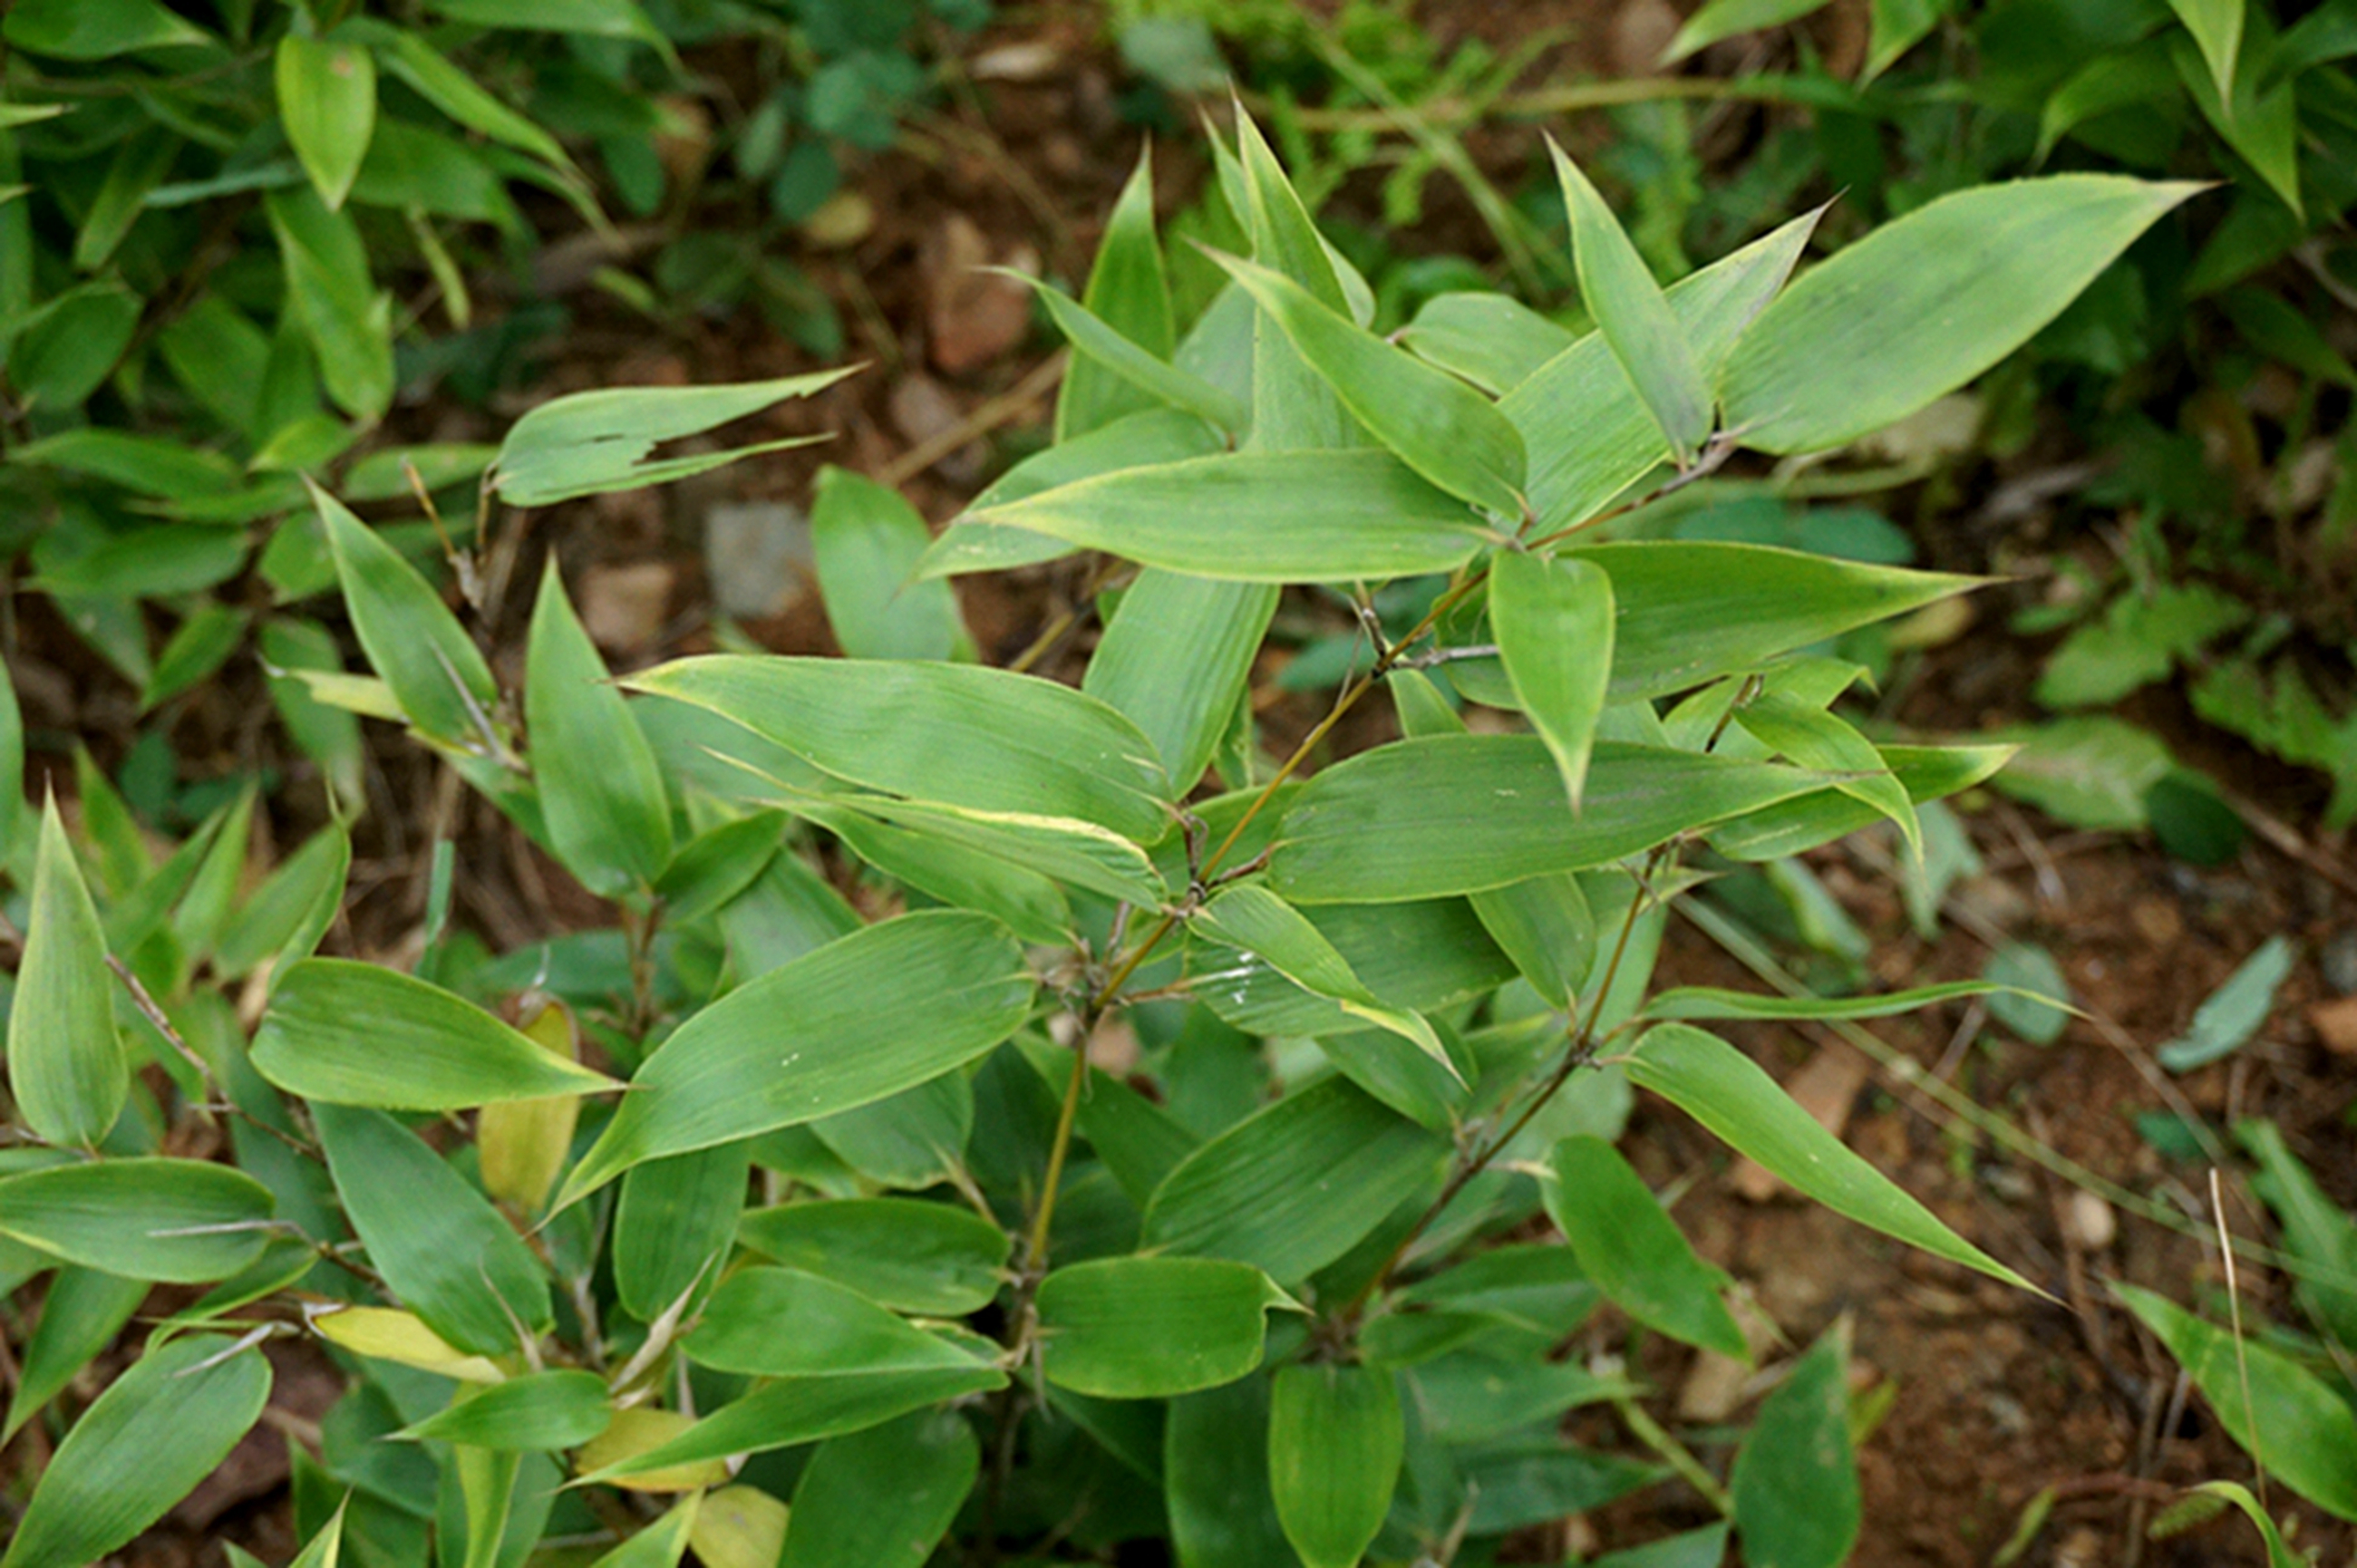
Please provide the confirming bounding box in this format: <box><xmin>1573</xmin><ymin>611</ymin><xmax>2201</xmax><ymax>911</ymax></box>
<box><xmin>6</xmin><ymin>3</ymin><xmax>2353</xmax><ymax>1566</ymax></box>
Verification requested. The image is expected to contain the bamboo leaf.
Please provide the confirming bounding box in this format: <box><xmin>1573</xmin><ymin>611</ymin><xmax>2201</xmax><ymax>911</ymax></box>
<box><xmin>1193</xmin><ymin>886</ymin><xmax>1451</xmax><ymax>1070</ymax></box>
<box><xmin>476</xmin><ymin>1000</ymin><xmax>587</xmax><ymax>1212</ymax></box>
<box><xmin>310</xmin><ymin>1306</ymin><xmax>507</xmax><ymax>1382</ymax></box>
<box><xmin>1020</xmin><ymin>275</ymin><xmax>1248</xmax><ymax>434</ymax></box>
<box><xmin>1142</xmin><ymin>1077</ymin><xmax>1449</xmax><ymax>1283</ymax></box>
<box><xmin>527</xmin><ymin>560</ymin><xmax>674</xmax><ymax>895</ymax></box>
<box><xmin>689</xmin><ymin>1488</ymin><xmax>789</xmax><ymax>1568</ymax></box>
<box><xmin>1644</xmin><ymin>979</ymin><xmax>2023</xmax><ymax>1024</ymax></box>
<box><xmin>315</xmin><ymin>1104</ymin><xmax>551</xmax><ymax>1354</ymax></box>
<box><xmin>810</xmin><ymin>466</ymin><xmax>970</xmax><ymax>663</ymax></box>
<box><xmin>1397</xmin><ymin>292</ymin><xmax>1578</xmax><ymax>395</ymax></box>
<box><xmin>613</xmin><ymin>1143</ymin><xmax>749</xmax><ymax>1321</ymax></box>
<box><xmin>1235</xmin><ymin>108</ymin><xmax>1364</xmax><ymax>452</ymax></box>
<box><xmin>254</xmin><ymin>958</ymin><xmax>620</xmax><ymax>1109</ymax></box>
<box><xmin>10</xmin><ymin>797</ymin><xmax>127</xmax><ymax>1147</ymax></box>
<box><xmin>1722</xmin><ymin>177</ymin><xmax>2199</xmax><ymax>454</ymax></box>
<box><xmin>777</xmin><ymin>1412</ymin><xmax>977</xmax><ymax>1568</ymax></box>
<box><xmin>1268</xmin><ymin>737</ymin><xmax>1829</xmax><ymax>904</ymax></box>
<box><xmin>559</xmin><ymin>912</ymin><xmax>1033</xmax><ymax>1205</ymax></box>
<box><xmin>626</xmin><ymin>654</ymin><xmax>1174</xmax><ymax>845</ymax></box>
<box><xmin>1626</xmin><ymin>1024</ymin><xmax>2037</xmax><ymax>1292</ymax></box>
<box><xmin>1543</xmin><ymin>1136</ymin><xmax>1746</xmax><ymax>1359</ymax></box>
<box><xmin>314</xmin><ymin>482</ymin><xmax>501</xmax><ymax>750</ymax></box>
<box><xmin>580</xmin><ymin>1367</ymin><xmax>1004</xmax><ymax>1483</ymax></box>
<box><xmin>490</xmin><ymin>371</ymin><xmax>855</xmax><ymax>506</ymax></box>
<box><xmin>1057</xmin><ymin>143</ymin><xmax>1177</xmax><ymax>441</ymax></box>
<box><xmin>2114</xmin><ymin>1284</ymin><xmax>2357</xmax><ymax>1520</ymax></box>
<box><xmin>736</xmin><ymin>1197</ymin><xmax>1010</xmax><ymax>1316</ymax></box>
<box><xmin>1085</xmin><ymin>573</ymin><xmax>1280</xmax><ymax>794</ymax></box>
<box><xmin>1492</xmin><ymin>550</ymin><xmax>1615</xmax><ymax>808</ymax></box>
<box><xmin>2168</xmin><ymin>0</ymin><xmax>2244</xmax><ymax>105</ymax></box>
<box><xmin>1038</xmin><ymin>1256</ymin><xmax>1290</xmax><ymax>1399</ymax></box>
<box><xmin>1731</xmin><ymin>1322</ymin><xmax>1860</xmax><ymax>1568</ymax></box>
<box><xmin>396</xmin><ymin>1370</ymin><xmax>612</xmax><ymax>1450</ymax></box>
<box><xmin>962</xmin><ymin>448</ymin><xmax>1494</xmax><ymax>584</ymax></box>
<box><xmin>1665</xmin><ymin>0</ymin><xmax>1834</xmax><ymax>61</ymax></box>
<box><xmin>266</xmin><ymin>188</ymin><xmax>392</xmax><ymax>421</ymax></box>
<box><xmin>1710</xmin><ymin>741</ymin><xmax>2013</xmax><ymax>863</ymax></box>
<box><xmin>1734</xmin><ymin>692</ymin><xmax>1922</xmax><ymax>859</ymax></box>
<box><xmin>586</xmin><ymin>1496</ymin><xmax>701</xmax><ymax>1568</ymax></box>
<box><xmin>276</xmin><ymin>34</ymin><xmax>376</xmax><ymax>210</ymax></box>
<box><xmin>0</xmin><ymin>1335</ymin><xmax>270</xmax><ymax>1568</ymax></box>
<box><xmin>1207</xmin><ymin>249</ymin><xmax>1528</xmax><ymax>516</ymax></box>
<box><xmin>1268</xmin><ymin>1363</ymin><xmax>1403</xmax><ymax>1568</ymax></box>
<box><xmin>786</xmin><ymin>791</ymin><xmax>1167</xmax><ymax>908</ymax></box>
<box><xmin>1551</xmin><ymin>141</ymin><xmax>1712</xmax><ymax>464</ymax></box>
<box><xmin>684</xmin><ymin>1267</ymin><xmax>984</xmax><ymax>1378</ymax></box>
<box><xmin>3</xmin><ymin>1268</ymin><xmax>150</xmax><ymax>1442</ymax></box>
<box><xmin>0</xmin><ymin>1158</ymin><xmax>274</xmax><ymax>1282</ymax></box>
<box><xmin>1167</xmin><ymin>1377</ymin><xmax>1296</xmax><ymax>1568</ymax></box>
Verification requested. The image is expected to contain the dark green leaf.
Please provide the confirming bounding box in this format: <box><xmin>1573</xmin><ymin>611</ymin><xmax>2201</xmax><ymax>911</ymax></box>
<box><xmin>1544</xmin><ymin>1136</ymin><xmax>1747</xmax><ymax>1358</ymax></box>
<box><xmin>0</xmin><ymin>1158</ymin><xmax>273</xmax><ymax>1282</ymax></box>
<box><xmin>1268</xmin><ymin>1364</ymin><xmax>1403</xmax><ymax>1568</ymax></box>
<box><xmin>10</xmin><ymin>797</ymin><xmax>127</xmax><ymax>1147</ymax></box>
<box><xmin>314</xmin><ymin>484</ymin><xmax>500</xmax><ymax>750</ymax></box>
<box><xmin>614</xmin><ymin>1144</ymin><xmax>749</xmax><ymax>1321</ymax></box>
<box><xmin>1038</xmin><ymin>1257</ymin><xmax>1289</xmax><ymax>1399</ymax></box>
<box><xmin>737</xmin><ymin>1197</ymin><xmax>1009</xmax><ymax>1315</ymax></box>
<box><xmin>527</xmin><ymin>560</ymin><xmax>674</xmax><ymax>894</ymax></box>
<box><xmin>1491</xmin><ymin>549</ymin><xmax>1614</xmax><ymax>807</ymax></box>
<box><xmin>779</xmin><ymin>1409</ymin><xmax>979</xmax><ymax>1568</ymax></box>
<box><xmin>1731</xmin><ymin>1323</ymin><xmax>1860</xmax><ymax>1568</ymax></box>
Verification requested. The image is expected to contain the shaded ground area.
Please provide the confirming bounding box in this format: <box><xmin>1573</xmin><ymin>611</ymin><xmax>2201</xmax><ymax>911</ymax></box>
<box><xmin>6</xmin><ymin>3</ymin><xmax>2352</xmax><ymax>1565</ymax></box>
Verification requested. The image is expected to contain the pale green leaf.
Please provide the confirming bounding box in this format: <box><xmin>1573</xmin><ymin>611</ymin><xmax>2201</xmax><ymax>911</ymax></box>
<box><xmin>580</xmin><ymin>1367</ymin><xmax>1004</xmax><ymax>1483</ymax></box>
<box><xmin>1396</xmin><ymin>292</ymin><xmax>1578</xmax><ymax>396</ymax></box>
<box><xmin>2169</xmin><ymin>0</ymin><xmax>2245</xmax><ymax>109</ymax></box>
<box><xmin>0</xmin><ymin>1336</ymin><xmax>269</xmax><ymax>1568</ymax></box>
<box><xmin>626</xmin><ymin>654</ymin><xmax>1173</xmax><ymax>845</ymax></box>
<box><xmin>1492</xmin><ymin>549</ymin><xmax>1614</xmax><ymax>808</ymax></box>
<box><xmin>810</xmin><ymin>466</ymin><xmax>969</xmax><ymax>662</ymax></box>
<box><xmin>1665</xmin><ymin>0</ymin><xmax>1834</xmax><ymax>61</ymax></box>
<box><xmin>490</xmin><ymin>371</ymin><xmax>855</xmax><ymax>506</ymax></box>
<box><xmin>1626</xmin><ymin>1024</ymin><xmax>2036</xmax><ymax>1292</ymax></box>
<box><xmin>1085</xmin><ymin>573</ymin><xmax>1280</xmax><ymax>792</ymax></box>
<box><xmin>1544</xmin><ymin>1136</ymin><xmax>1747</xmax><ymax>1358</ymax></box>
<box><xmin>1058</xmin><ymin>144</ymin><xmax>1177</xmax><ymax>441</ymax></box>
<box><xmin>1731</xmin><ymin>1323</ymin><xmax>1859</xmax><ymax>1568</ymax></box>
<box><xmin>9</xmin><ymin>797</ymin><xmax>127</xmax><ymax>1147</ymax></box>
<box><xmin>266</xmin><ymin>188</ymin><xmax>392</xmax><ymax>421</ymax></box>
<box><xmin>1735</xmin><ymin>692</ymin><xmax>1921</xmax><ymax>859</ymax></box>
<box><xmin>1645</xmin><ymin>979</ymin><xmax>2023</xmax><ymax>1025</ymax></box>
<box><xmin>314</xmin><ymin>483</ymin><xmax>501</xmax><ymax>750</ymax></box>
<box><xmin>962</xmin><ymin>448</ymin><xmax>1493</xmax><ymax>584</ymax></box>
<box><xmin>0</xmin><ymin>1158</ymin><xmax>274</xmax><ymax>1282</ymax></box>
<box><xmin>2156</xmin><ymin>935</ymin><xmax>2294</xmax><ymax>1071</ymax></box>
<box><xmin>1721</xmin><ymin>177</ymin><xmax>2199</xmax><ymax>453</ymax></box>
<box><xmin>559</xmin><ymin>912</ymin><xmax>1033</xmax><ymax>1205</ymax></box>
<box><xmin>1193</xmin><ymin>886</ymin><xmax>1450</xmax><ymax>1069</ymax></box>
<box><xmin>1021</xmin><ymin>275</ymin><xmax>1247</xmax><ymax>434</ymax></box>
<box><xmin>254</xmin><ymin>958</ymin><xmax>621</xmax><ymax>1109</ymax></box>
<box><xmin>685</xmin><ymin>1267</ymin><xmax>983</xmax><ymax>1378</ymax></box>
<box><xmin>396</xmin><ymin>1370</ymin><xmax>613</xmax><ymax>1450</ymax></box>
<box><xmin>527</xmin><ymin>559</ymin><xmax>674</xmax><ymax>894</ymax></box>
<box><xmin>1551</xmin><ymin>141</ymin><xmax>1712</xmax><ymax>464</ymax></box>
<box><xmin>276</xmin><ymin>34</ymin><xmax>377</xmax><ymax>210</ymax></box>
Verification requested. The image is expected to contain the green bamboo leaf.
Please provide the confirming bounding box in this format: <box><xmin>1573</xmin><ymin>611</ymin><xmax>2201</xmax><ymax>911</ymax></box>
<box><xmin>2168</xmin><ymin>0</ymin><xmax>2244</xmax><ymax>105</ymax></box>
<box><xmin>1207</xmin><ymin>250</ymin><xmax>1528</xmax><ymax>516</ymax></box>
<box><xmin>211</xmin><ymin>822</ymin><xmax>351</xmax><ymax>982</ymax></box>
<box><xmin>1037</xmin><ymin>1256</ymin><xmax>1290</xmax><ymax>1399</ymax></box>
<box><xmin>0</xmin><ymin>656</ymin><xmax>22</xmax><ymax>863</ymax></box>
<box><xmin>0</xmin><ymin>1158</ymin><xmax>273</xmax><ymax>1282</ymax></box>
<box><xmin>737</xmin><ymin>1197</ymin><xmax>1010</xmax><ymax>1316</ymax></box>
<box><xmin>580</xmin><ymin>1366</ymin><xmax>1004</xmax><ymax>1483</ymax></box>
<box><xmin>614</xmin><ymin>1143</ymin><xmax>749</xmax><ymax>1321</ymax></box>
<box><xmin>2156</xmin><ymin>935</ymin><xmax>2294</xmax><ymax>1071</ymax></box>
<box><xmin>2237</xmin><ymin>1119</ymin><xmax>2357</xmax><ymax>1352</ymax></box>
<box><xmin>1084</xmin><ymin>573</ymin><xmax>1279</xmax><ymax>794</ymax></box>
<box><xmin>2113</xmin><ymin>1284</ymin><xmax>2357</xmax><ymax>1519</ymax></box>
<box><xmin>1644</xmin><ymin>979</ymin><xmax>2024</xmax><ymax>1024</ymax></box>
<box><xmin>626</xmin><ymin>654</ymin><xmax>1173</xmax><ymax>844</ymax></box>
<box><xmin>0</xmin><ymin>1335</ymin><xmax>270</xmax><ymax>1568</ymax></box>
<box><xmin>778</xmin><ymin>1410</ymin><xmax>979</xmax><ymax>1568</ymax></box>
<box><xmin>1865</xmin><ymin>0</ymin><xmax>1943</xmax><ymax>77</ymax></box>
<box><xmin>397</xmin><ymin>1370</ymin><xmax>613</xmax><ymax>1450</ymax></box>
<box><xmin>276</xmin><ymin>34</ymin><xmax>376</xmax><ymax>210</ymax></box>
<box><xmin>1268</xmin><ymin>1363</ymin><xmax>1404</xmax><ymax>1568</ymax></box>
<box><xmin>2174</xmin><ymin>34</ymin><xmax>2300</xmax><ymax>218</ymax></box>
<box><xmin>1567</xmin><ymin>542</ymin><xmax>1983</xmax><ymax>701</ymax></box>
<box><xmin>1710</xmin><ymin>741</ymin><xmax>2013</xmax><ymax>863</ymax></box>
<box><xmin>1492</xmin><ymin>549</ymin><xmax>1615</xmax><ymax>808</ymax></box>
<box><xmin>1397</xmin><ymin>292</ymin><xmax>1579</xmax><ymax>396</ymax></box>
<box><xmin>587</xmin><ymin>1496</ymin><xmax>700</xmax><ymax>1568</ymax></box>
<box><xmin>1058</xmin><ymin>144</ymin><xmax>1176</xmax><ymax>441</ymax></box>
<box><xmin>1543</xmin><ymin>1136</ymin><xmax>1747</xmax><ymax>1359</ymax></box>
<box><xmin>1142</xmin><ymin>1077</ymin><xmax>1449</xmax><ymax>1283</ymax></box>
<box><xmin>1722</xmin><ymin>177</ymin><xmax>2199</xmax><ymax>454</ymax></box>
<box><xmin>803</xmin><ymin>803</ymin><xmax>1072</xmax><ymax>944</ymax></box>
<box><xmin>1268</xmin><ymin>737</ymin><xmax>1828</xmax><ymax>904</ymax></box>
<box><xmin>10</xmin><ymin>797</ymin><xmax>127</xmax><ymax>1147</ymax></box>
<box><xmin>265</xmin><ymin>188</ymin><xmax>392</xmax><ymax>421</ymax></box>
<box><xmin>1168</xmin><ymin>1377</ymin><xmax>1296</xmax><ymax>1568</ymax></box>
<box><xmin>3</xmin><ymin>0</ymin><xmax>211</xmax><ymax>58</ymax></box>
<box><xmin>1731</xmin><ymin>1322</ymin><xmax>1860</xmax><ymax>1568</ymax></box>
<box><xmin>1626</xmin><ymin>1024</ymin><xmax>2036</xmax><ymax>1292</ymax></box>
<box><xmin>527</xmin><ymin>559</ymin><xmax>674</xmax><ymax>894</ymax></box>
<box><xmin>3</xmin><ymin>1268</ymin><xmax>150</xmax><ymax>1442</ymax></box>
<box><xmin>558</xmin><ymin>912</ymin><xmax>1033</xmax><ymax>1205</ymax></box>
<box><xmin>490</xmin><ymin>371</ymin><xmax>855</xmax><ymax>506</ymax></box>
<box><xmin>2193</xmin><ymin>1482</ymin><xmax>2304</xmax><ymax>1568</ymax></box>
<box><xmin>919</xmin><ymin>408</ymin><xmax>1223</xmax><ymax>579</ymax></box>
<box><xmin>810</xmin><ymin>467</ymin><xmax>970</xmax><ymax>662</ymax></box>
<box><xmin>361</xmin><ymin>26</ymin><xmax>572</xmax><ymax>169</ymax></box>
<box><xmin>1551</xmin><ymin>141</ymin><xmax>1712</xmax><ymax>464</ymax></box>
<box><xmin>962</xmin><ymin>449</ymin><xmax>1494</xmax><ymax>584</ymax></box>
<box><xmin>1664</xmin><ymin>0</ymin><xmax>1833</xmax><ymax>61</ymax></box>
<box><xmin>1235</xmin><ymin>109</ymin><xmax>1364</xmax><ymax>452</ymax></box>
<box><xmin>430</xmin><ymin>0</ymin><xmax>669</xmax><ymax>51</ymax></box>
<box><xmin>1735</xmin><ymin>692</ymin><xmax>1921</xmax><ymax>858</ymax></box>
<box><xmin>254</xmin><ymin>958</ymin><xmax>621</xmax><ymax>1109</ymax></box>
<box><xmin>315</xmin><ymin>1104</ymin><xmax>551</xmax><ymax>1354</ymax></box>
<box><xmin>1193</xmin><ymin>886</ymin><xmax>1451</xmax><ymax>1070</ymax></box>
<box><xmin>1020</xmin><ymin>275</ymin><xmax>1248</xmax><ymax>434</ymax></box>
<box><xmin>787</xmin><ymin>791</ymin><xmax>1166</xmax><ymax>908</ymax></box>
<box><xmin>314</xmin><ymin>483</ymin><xmax>500</xmax><ymax>750</ymax></box>
<box><xmin>810</xmin><ymin>1073</ymin><xmax>972</xmax><ymax>1190</ymax></box>
<box><xmin>684</xmin><ymin>1267</ymin><xmax>983</xmax><ymax>1378</ymax></box>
